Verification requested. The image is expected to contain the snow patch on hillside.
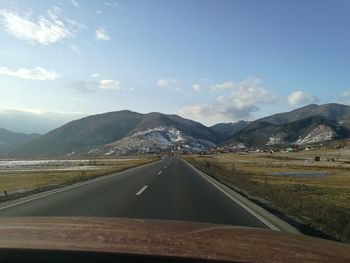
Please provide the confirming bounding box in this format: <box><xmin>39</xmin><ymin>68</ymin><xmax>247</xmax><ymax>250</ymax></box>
<box><xmin>266</xmin><ymin>134</ymin><xmax>285</xmax><ymax>145</ymax></box>
<box><xmin>89</xmin><ymin>127</ymin><xmax>216</xmax><ymax>155</ymax></box>
<box><xmin>295</xmin><ymin>125</ymin><xmax>335</xmax><ymax>145</ymax></box>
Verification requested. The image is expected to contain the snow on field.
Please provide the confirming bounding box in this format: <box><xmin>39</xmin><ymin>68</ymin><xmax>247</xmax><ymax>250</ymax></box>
<box><xmin>0</xmin><ymin>158</ymin><xmax>138</xmax><ymax>172</ymax></box>
<box><xmin>0</xmin><ymin>160</ymin><xmax>82</xmax><ymax>167</ymax></box>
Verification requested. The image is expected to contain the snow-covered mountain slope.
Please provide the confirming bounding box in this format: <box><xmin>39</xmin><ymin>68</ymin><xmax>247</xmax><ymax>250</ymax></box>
<box><xmin>88</xmin><ymin>127</ymin><xmax>216</xmax><ymax>155</ymax></box>
<box><xmin>14</xmin><ymin>110</ymin><xmax>221</xmax><ymax>156</ymax></box>
<box><xmin>266</xmin><ymin>133</ymin><xmax>288</xmax><ymax>146</ymax></box>
<box><xmin>295</xmin><ymin>125</ymin><xmax>335</xmax><ymax>145</ymax></box>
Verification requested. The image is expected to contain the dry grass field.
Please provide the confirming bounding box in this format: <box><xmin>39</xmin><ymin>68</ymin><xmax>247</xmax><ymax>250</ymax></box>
<box><xmin>0</xmin><ymin>157</ymin><xmax>156</xmax><ymax>196</ymax></box>
<box><xmin>183</xmin><ymin>149</ymin><xmax>350</xmax><ymax>242</ymax></box>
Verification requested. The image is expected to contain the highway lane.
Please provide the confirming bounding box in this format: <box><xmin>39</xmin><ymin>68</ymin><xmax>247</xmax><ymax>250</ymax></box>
<box><xmin>0</xmin><ymin>157</ymin><xmax>268</xmax><ymax>229</ymax></box>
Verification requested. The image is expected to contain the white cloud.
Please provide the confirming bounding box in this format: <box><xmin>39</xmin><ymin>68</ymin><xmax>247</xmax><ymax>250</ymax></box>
<box><xmin>64</xmin><ymin>18</ymin><xmax>88</xmax><ymax>31</ymax></box>
<box><xmin>0</xmin><ymin>7</ymin><xmax>86</xmax><ymax>45</ymax></box>
<box><xmin>99</xmin><ymin>79</ymin><xmax>121</xmax><ymax>90</ymax></box>
<box><xmin>342</xmin><ymin>91</ymin><xmax>350</xmax><ymax>97</ymax></box>
<box><xmin>211</xmin><ymin>77</ymin><xmax>261</xmax><ymax>92</ymax></box>
<box><xmin>91</xmin><ymin>73</ymin><xmax>100</xmax><ymax>78</ymax></box>
<box><xmin>157</xmin><ymin>78</ymin><xmax>181</xmax><ymax>91</ymax></box>
<box><xmin>179</xmin><ymin>77</ymin><xmax>279</xmax><ymax>125</ymax></box>
<box><xmin>211</xmin><ymin>77</ymin><xmax>278</xmax><ymax>109</ymax></box>
<box><xmin>179</xmin><ymin>98</ymin><xmax>259</xmax><ymax>125</ymax></box>
<box><xmin>0</xmin><ymin>66</ymin><xmax>60</xmax><ymax>80</ymax></box>
<box><xmin>96</xmin><ymin>10</ymin><xmax>102</xmax><ymax>15</ymax></box>
<box><xmin>211</xmin><ymin>82</ymin><xmax>235</xmax><ymax>91</ymax></box>
<box><xmin>72</xmin><ymin>79</ymin><xmax>123</xmax><ymax>92</ymax></box>
<box><xmin>192</xmin><ymin>84</ymin><xmax>200</xmax><ymax>92</ymax></box>
<box><xmin>70</xmin><ymin>0</ymin><xmax>79</xmax><ymax>8</ymax></box>
<box><xmin>104</xmin><ymin>2</ymin><xmax>119</xmax><ymax>7</ymax></box>
<box><xmin>95</xmin><ymin>28</ymin><xmax>110</xmax><ymax>40</ymax></box>
<box><xmin>288</xmin><ymin>91</ymin><xmax>318</xmax><ymax>106</ymax></box>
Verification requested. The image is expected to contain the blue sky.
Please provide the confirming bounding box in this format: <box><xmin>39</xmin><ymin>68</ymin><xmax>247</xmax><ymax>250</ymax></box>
<box><xmin>0</xmin><ymin>0</ymin><xmax>349</xmax><ymax>133</ymax></box>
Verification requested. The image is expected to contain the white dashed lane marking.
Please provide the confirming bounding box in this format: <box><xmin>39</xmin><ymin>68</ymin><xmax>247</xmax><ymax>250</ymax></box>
<box><xmin>135</xmin><ymin>185</ymin><xmax>148</xmax><ymax>196</ymax></box>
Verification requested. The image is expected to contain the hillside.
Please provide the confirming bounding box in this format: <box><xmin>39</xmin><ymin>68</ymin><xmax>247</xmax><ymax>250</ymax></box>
<box><xmin>257</xmin><ymin>103</ymin><xmax>350</xmax><ymax>125</ymax></box>
<box><xmin>225</xmin><ymin>103</ymin><xmax>350</xmax><ymax>148</ymax></box>
<box><xmin>14</xmin><ymin>110</ymin><xmax>220</xmax><ymax>156</ymax></box>
<box><xmin>13</xmin><ymin>103</ymin><xmax>350</xmax><ymax>155</ymax></box>
<box><xmin>210</xmin><ymin>121</ymin><xmax>249</xmax><ymax>140</ymax></box>
<box><xmin>0</xmin><ymin>128</ymin><xmax>40</xmax><ymax>155</ymax></box>
<box><xmin>89</xmin><ymin>127</ymin><xmax>216</xmax><ymax>155</ymax></box>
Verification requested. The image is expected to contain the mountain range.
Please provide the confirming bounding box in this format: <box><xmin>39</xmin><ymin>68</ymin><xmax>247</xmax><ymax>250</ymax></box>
<box><xmin>210</xmin><ymin>121</ymin><xmax>249</xmax><ymax>140</ymax></box>
<box><xmin>0</xmin><ymin>128</ymin><xmax>40</xmax><ymax>155</ymax></box>
<box><xmin>1</xmin><ymin>103</ymin><xmax>350</xmax><ymax>156</ymax></box>
<box><xmin>11</xmin><ymin>111</ymin><xmax>222</xmax><ymax>156</ymax></box>
<box><xmin>226</xmin><ymin>104</ymin><xmax>350</xmax><ymax>148</ymax></box>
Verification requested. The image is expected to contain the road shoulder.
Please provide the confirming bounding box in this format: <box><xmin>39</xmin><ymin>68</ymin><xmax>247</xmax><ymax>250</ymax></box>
<box><xmin>182</xmin><ymin>158</ymin><xmax>300</xmax><ymax>234</ymax></box>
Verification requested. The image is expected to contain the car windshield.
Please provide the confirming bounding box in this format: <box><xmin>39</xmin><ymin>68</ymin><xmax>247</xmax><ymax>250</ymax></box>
<box><xmin>0</xmin><ymin>0</ymin><xmax>349</xmax><ymax>258</ymax></box>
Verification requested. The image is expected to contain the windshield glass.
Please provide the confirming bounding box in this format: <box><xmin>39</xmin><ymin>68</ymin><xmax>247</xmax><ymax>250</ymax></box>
<box><xmin>0</xmin><ymin>0</ymin><xmax>349</xmax><ymax>252</ymax></box>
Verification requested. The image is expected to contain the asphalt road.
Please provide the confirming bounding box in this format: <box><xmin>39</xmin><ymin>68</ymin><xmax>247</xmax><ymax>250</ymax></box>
<box><xmin>0</xmin><ymin>157</ymin><xmax>268</xmax><ymax>228</ymax></box>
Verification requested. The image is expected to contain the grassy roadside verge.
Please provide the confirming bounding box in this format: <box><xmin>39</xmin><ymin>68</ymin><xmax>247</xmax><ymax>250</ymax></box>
<box><xmin>182</xmin><ymin>154</ymin><xmax>350</xmax><ymax>242</ymax></box>
<box><xmin>0</xmin><ymin>157</ymin><xmax>158</xmax><ymax>202</ymax></box>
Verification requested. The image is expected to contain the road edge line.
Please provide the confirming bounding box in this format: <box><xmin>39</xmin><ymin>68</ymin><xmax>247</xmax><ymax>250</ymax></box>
<box><xmin>182</xmin><ymin>159</ymin><xmax>300</xmax><ymax>234</ymax></box>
